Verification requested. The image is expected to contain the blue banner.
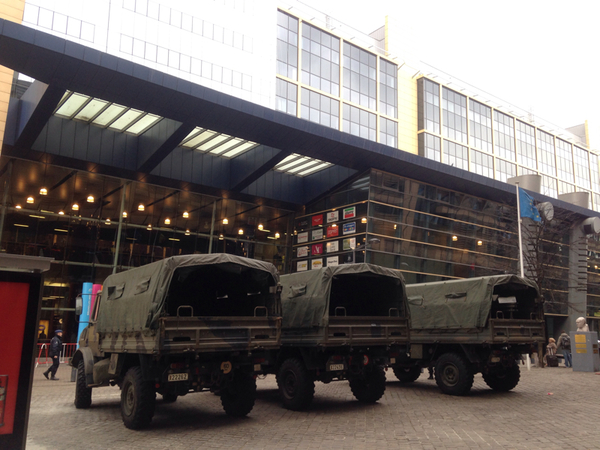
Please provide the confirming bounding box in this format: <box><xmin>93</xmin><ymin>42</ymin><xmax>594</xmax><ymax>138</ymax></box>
<box><xmin>519</xmin><ymin>188</ymin><xmax>541</xmax><ymax>222</ymax></box>
<box><xmin>76</xmin><ymin>282</ymin><xmax>93</xmax><ymax>348</ymax></box>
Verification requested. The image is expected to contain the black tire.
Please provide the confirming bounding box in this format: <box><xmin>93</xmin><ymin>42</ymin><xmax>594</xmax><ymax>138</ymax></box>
<box><xmin>120</xmin><ymin>366</ymin><xmax>156</xmax><ymax>430</ymax></box>
<box><xmin>482</xmin><ymin>364</ymin><xmax>520</xmax><ymax>392</ymax></box>
<box><xmin>162</xmin><ymin>393</ymin><xmax>178</xmax><ymax>403</ymax></box>
<box><xmin>220</xmin><ymin>372</ymin><xmax>256</xmax><ymax>417</ymax></box>
<box><xmin>349</xmin><ymin>366</ymin><xmax>386</xmax><ymax>403</ymax></box>
<box><xmin>74</xmin><ymin>360</ymin><xmax>92</xmax><ymax>409</ymax></box>
<box><xmin>393</xmin><ymin>366</ymin><xmax>421</xmax><ymax>383</ymax></box>
<box><xmin>434</xmin><ymin>353</ymin><xmax>474</xmax><ymax>396</ymax></box>
<box><xmin>276</xmin><ymin>358</ymin><xmax>315</xmax><ymax>411</ymax></box>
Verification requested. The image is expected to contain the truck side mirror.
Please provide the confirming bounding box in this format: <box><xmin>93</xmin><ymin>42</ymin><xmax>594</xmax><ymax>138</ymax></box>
<box><xmin>76</xmin><ymin>294</ymin><xmax>83</xmax><ymax>315</ymax></box>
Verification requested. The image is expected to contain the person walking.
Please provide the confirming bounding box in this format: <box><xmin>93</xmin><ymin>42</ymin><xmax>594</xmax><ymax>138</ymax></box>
<box><xmin>557</xmin><ymin>330</ymin><xmax>572</xmax><ymax>368</ymax></box>
<box><xmin>43</xmin><ymin>329</ymin><xmax>63</xmax><ymax>380</ymax></box>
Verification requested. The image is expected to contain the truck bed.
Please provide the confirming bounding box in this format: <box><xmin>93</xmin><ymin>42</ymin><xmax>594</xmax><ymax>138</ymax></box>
<box><xmin>99</xmin><ymin>316</ymin><xmax>281</xmax><ymax>354</ymax></box>
<box><xmin>281</xmin><ymin>316</ymin><xmax>409</xmax><ymax>347</ymax></box>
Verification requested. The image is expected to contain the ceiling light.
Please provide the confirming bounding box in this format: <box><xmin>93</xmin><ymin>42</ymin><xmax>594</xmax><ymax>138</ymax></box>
<box><xmin>361</xmin><ymin>217</ymin><xmax>367</xmax><ymax>223</ymax></box>
<box><xmin>29</xmin><ymin>215</ymin><xmax>45</xmax><ymax>219</ymax></box>
<box><xmin>87</xmin><ymin>195</ymin><xmax>94</xmax><ymax>203</ymax></box>
<box><xmin>452</xmin><ymin>235</ymin><xmax>458</xmax><ymax>241</ymax></box>
<box><xmin>238</xmin><ymin>228</ymin><xmax>244</xmax><ymax>235</ymax></box>
<box><xmin>27</xmin><ymin>196</ymin><xmax>34</xmax><ymax>204</ymax></box>
<box><xmin>105</xmin><ymin>218</ymin><xmax>111</xmax><ymax>224</ymax></box>
<box><xmin>14</xmin><ymin>224</ymin><xmax>29</xmax><ymax>227</ymax></box>
<box><xmin>164</xmin><ymin>218</ymin><xmax>171</xmax><ymax>225</ymax></box>
<box><xmin>40</xmin><ymin>187</ymin><xmax>48</xmax><ymax>195</ymax></box>
<box><xmin>15</xmin><ymin>204</ymin><xmax>22</xmax><ymax>209</ymax></box>
<box><xmin>223</xmin><ymin>218</ymin><xmax>228</xmax><ymax>224</ymax></box>
<box><xmin>477</xmin><ymin>240</ymin><xmax>483</xmax><ymax>246</ymax></box>
<box><xmin>72</xmin><ymin>203</ymin><xmax>79</xmax><ymax>211</ymax></box>
<box><xmin>138</xmin><ymin>204</ymin><xmax>145</xmax><ymax>211</ymax></box>
<box><xmin>123</xmin><ymin>211</ymin><xmax>127</xmax><ymax>218</ymax></box>
<box><xmin>183</xmin><ymin>211</ymin><xmax>189</xmax><ymax>219</ymax></box>
<box><xmin>185</xmin><ymin>229</ymin><xmax>190</xmax><ymax>236</ymax></box>
<box><xmin>168</xmin><ymin>237</ymin><xmax>180</xmax><ymax>242</ymax></box>
<box><xmin>219</xmin><ymin>234</ymin><xmax>224</xmax><ymax>240</ymax></box>
<box><xmin>258</xmin><ymin>224</ymin><xmax>263</xmax><ymax>230</ymax></box>
<box><xmin>275</xmin><ymin>232</ymin><xmax>280</xmax><ymax>239</ymax></box>
<box><xmin>147</xmin><ymin>224</ymin><xmax>152</xmax><ymax>230</ymax></box>
<box><xmin>58</xmin><ymin>210</ymin><xmax>64</xmax><ymax>215</ymax></box>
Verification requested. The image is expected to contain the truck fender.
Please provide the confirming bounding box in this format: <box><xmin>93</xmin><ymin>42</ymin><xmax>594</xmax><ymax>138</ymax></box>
<box><xmin>459</xmin><ymin>344</ymin><xmax>483</xmax><ymax>364</ymax></box>
<box><xmin>72</xmin><ymin>347</ymin><xmax>95</xmax><ymax>387</ymax></box>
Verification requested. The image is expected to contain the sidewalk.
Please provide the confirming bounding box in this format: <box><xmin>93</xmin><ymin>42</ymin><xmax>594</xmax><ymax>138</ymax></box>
<box><xmin>26</xmin><ymin>363</ymin><xmax>600</xmax><ymax>449</ymax></box>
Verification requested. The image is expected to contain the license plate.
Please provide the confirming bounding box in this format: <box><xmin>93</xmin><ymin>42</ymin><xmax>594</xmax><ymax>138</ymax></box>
<box><xmin>168</xmin><ymin>373</ymin><xmax>188</xmax><ymax>382</ymax></box>
<box><xmin>328</xmin><ymin>363</ymin><xmax>344</xmax><ymax>371</ymax></box>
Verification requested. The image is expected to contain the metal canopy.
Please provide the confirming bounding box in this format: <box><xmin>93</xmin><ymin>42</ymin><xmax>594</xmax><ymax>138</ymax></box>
<box><xmin>0</xmin><ymin>18</ymin><xmax>598</xmax><ymax>218</ymax></box>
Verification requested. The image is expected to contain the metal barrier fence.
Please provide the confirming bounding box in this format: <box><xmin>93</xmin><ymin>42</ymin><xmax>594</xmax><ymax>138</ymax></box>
<box><xmin>35</xmin><ymin>343</ymin><xmax>77</xmax><ymax>367</ymax></box>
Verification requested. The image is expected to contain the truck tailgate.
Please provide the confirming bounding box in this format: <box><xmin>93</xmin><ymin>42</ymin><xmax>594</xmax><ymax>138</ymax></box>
<box><xmin>161</xmin><ymin>316</ymin><xmax>281</xmax><ymax>353</ymax></box>
<box><xmin>324</xmin><ymin>316</ymin><xmax>408</xmax><ymax>346</ymax></box>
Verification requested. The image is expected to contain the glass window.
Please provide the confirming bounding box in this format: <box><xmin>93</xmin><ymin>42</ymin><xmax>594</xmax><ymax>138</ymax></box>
<box><xmin>276</xmin><ymin>78</ymin><xmax>297</xmax><ymax>115</ymax></box>
<box><xmin>380</xmin><ymin>117</ymin><xmax>397</xmax><ymax>147</ymax></box>
<box><xmin>496</xmin><ymin>158</ymin><xmax>516</xmax><ymax>183</ymax></box>
<box><xmin>418</xmin><ymin>133</ymin><xmax>441</xmax><ymax>162</ymax></box>
<box><xmin>442</xmin><ymin>87</ymin><xmax>467</xmax><ymax>144</ymax></box>
<box><xmin>469</xmin><ymin>99</ymin><xmax>492</xmax><ymax>153</ymax></box>
<box><xmin>379</xmin><ymin>59</ymin><xmax>397</xmax><ymax>118</ymax></box>
<box><xmin>276</xmin><ymin>11</ymin><xmax>298</xmax><ymax>80</ymax></box>
<box><xmin>516</xmin><ymin>120</ymin><xmax>536</xmax><ymax>170</ymax></box>
<box><xmin>342</xmin><ymin>104</ymin><xmax>375</xmax><ymax>141</ymax></box>
<box><xmin>493</xmin><ymin>111</ymin><xmax>515</xmax><ymax>161</ymax></box>
<box><xmin>301</xmin><ymin>88</ymin><xmax>339</xmax><ymax>129</ymax></box>
<box><xmin>418</xmin><ymin>78</ymin><xmax>440</xmax><ymax>134</ymax></box>
<box><xmin>443</xmin><ymin>140</ymin><xmax>468</xmax><ymax>171</ymax></box>
<box><xmin>574</xmin><ymin>146</ymin><xmax>590</xmax><ymax>189</ymax></box>
<box><xmin>541</xmin><ymin>175</ymin><xmax>558</xmax><ymax>198</ymax></box>
<box><xmin>590</xmin><ymin>152</ymin><xmax>600</xmax><ymax>193</ymax></box>
<box><xmin>470</xmin><ymin>149</ymin><xmax>493</xmax><ymax>178</ymax></box>
<box><xmin>301</xmin><ymin>23</ymin><xmax>339</xmax><ymax>96</ymax></box>
<box><xmin>556</xmin><ymin>139</ymin><xmax>574</xmax><ymax>183</ymax></box>
<box><xmin>537</xmin><ymin>130</ymin><xmax>556</xmax><ymax>176</ymax></box>
<box><xmin>343</xmin><ymin>42</ymin><xmax>377</xmax><ymax>110</ymax></box>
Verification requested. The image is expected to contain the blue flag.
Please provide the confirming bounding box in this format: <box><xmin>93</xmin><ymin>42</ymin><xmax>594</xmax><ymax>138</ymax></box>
<box><xmin>519</xmin><ymin>188</ymin><xmax>541</xmax><ymax>222</ymax></box>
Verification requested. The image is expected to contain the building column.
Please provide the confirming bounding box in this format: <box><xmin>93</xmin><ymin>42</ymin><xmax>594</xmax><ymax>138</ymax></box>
<box><xmin>567</xmin><ymin>221</ymin><xmax>592</xmax><ymax>332</ymax></box>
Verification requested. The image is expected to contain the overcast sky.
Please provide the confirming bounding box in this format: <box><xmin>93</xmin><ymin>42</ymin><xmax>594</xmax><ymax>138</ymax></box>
<box><xmin>299</xmin><ymin>0</ymin><xmax>600</xmax><ymax>147</ymax></box>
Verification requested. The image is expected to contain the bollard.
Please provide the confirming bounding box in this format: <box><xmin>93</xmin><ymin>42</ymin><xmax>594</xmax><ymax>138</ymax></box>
<box><xmin>526</xmin><ymin>354</ymin><xmax>531</xmax><ymax>371</ymax></box>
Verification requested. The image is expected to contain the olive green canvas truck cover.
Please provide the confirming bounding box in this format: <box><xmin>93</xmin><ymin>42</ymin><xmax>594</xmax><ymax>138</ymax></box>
<box><xmin>279</xmin><ymin>263</ymin><xmax>407</xmax><ymax>345</ymax></box>
<box><xmin>406</xmin><ymin>274</ymin><xmax>542</xmax><ymax>331</ymax></box>
<box><xmin>96</xmin><ymin>253</ymin><xmax>280</xmax><ymax>334</ymax></box>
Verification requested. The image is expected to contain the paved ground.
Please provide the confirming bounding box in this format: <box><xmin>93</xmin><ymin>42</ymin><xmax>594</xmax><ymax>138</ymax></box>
<box><xmin>25</xmin><ymin>363</ymin><xmax>600</xmax><ymax>450</ymax></box>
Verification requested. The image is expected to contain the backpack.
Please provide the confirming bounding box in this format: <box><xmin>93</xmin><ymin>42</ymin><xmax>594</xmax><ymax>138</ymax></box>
<box><xmin>561</xmin><ymin>335</ymin><xmax>571</xmax><ymax>350</ymax></box>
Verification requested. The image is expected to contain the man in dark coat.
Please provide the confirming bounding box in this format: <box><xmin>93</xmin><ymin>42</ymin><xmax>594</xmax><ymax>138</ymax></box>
<box><xmin>43</xmin><ymin>329</ymin><xmax>63</xmax><ymax>380</ymax></box>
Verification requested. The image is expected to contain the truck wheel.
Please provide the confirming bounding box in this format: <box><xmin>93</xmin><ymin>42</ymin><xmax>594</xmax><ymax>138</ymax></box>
<box><xmin>393</xmin><ymin>366</ymin><xmax>421</xmax><ymax>383</ymax></box>
<box><xmin>483</xmin><ymin>364</ymin><xmax>520</xmax><ymax>392</ymax></box>
<box><xmin>221</xmin><ymin>372</ymin><xmax>256</xmax><ymax>417</ymax></box>
<box><xmin>349</xmin><ymin>366</ymin><xmax>386</xmax><ymax>403</ymax></box>
<box><xmin>276</xmin><ymin>358</ymin><xmax>315</xmax><ymax>411</ymax></box>
<box><xmin>434</xmin><ymin>353</ymin><xmax>474</xmax><ymax>396</ymax></box>
<box><xmin>121</xmin><ymin>366</ymin><xmax>156</xmax><ymax>429</ymax></box>
<box><xmin>74</xmin><ymin>360</ymin><xmax>92</xmax><ymax>409</ymax></box>
<box><xmin>162</xmin><ymin>393</ymin><xmax>178</xmax><ymax>403</ymax></box>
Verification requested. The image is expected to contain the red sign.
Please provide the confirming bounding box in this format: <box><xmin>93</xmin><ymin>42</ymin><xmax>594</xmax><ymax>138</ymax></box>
<box><xmin>327</xmin><ymin>225</ymin><xmax>339</xmax><ymax>238</ymax></box>
<box><xmin>312</xmin><ymin>215</ymin><xmax>323</xmax><ymax>227</ymax></box>
<box><xmin>312</xmin><ymin>243</ymin><xmax>323</xmax><ymax>255</ymax></box>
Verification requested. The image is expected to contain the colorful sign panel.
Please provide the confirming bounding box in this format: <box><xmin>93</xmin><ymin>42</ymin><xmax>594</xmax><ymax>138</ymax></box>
<box><xmin>297</xmin><ymin>246</ymin><xmax>309</xmax><ymax>258</ymax></box>
<box><xmin>342</xmin><ymin>222</ymin><xmax>356</xmax><ymax>235</ymax></box>
<box><xmin>311</xmin><ymin>259</ymin><xmax>323</xmax><ymax>270</ymax></box>
<box><xmin>312</xmin><ymin>214</ymin><xmax>323</xmax><ymax>227</ymax></box>
<box><xmin>326</xmin><ymin>225</ymin><xmax>339</xmax><ymax>238</ymax></box>
<box><xmin>327</xmin><ymin>211</ymin><xmax>339</xmax><ymax>223</ymax></box>
<box><xmin>326</xmin><ymin>241</ymin><xmax>339</xmax><ymax>253</ymax></box>
<box><xmin>343</xmin><ymin>207</ymin><xmax>356</xmax><ymax>220</ymax></box>
<box><xmin>312</xmin><ymin>243</ymin><xmax>323</xmax><ymax>255</ymax></box>
<box><xmin>343</xmin><ymin>237</ymin><xmax>356</xmax><ymax>250</ymax></box>
<box><xmin>297</xmin><ymin>231</ymin><xmax>309</xmax><ymax>243</ymax></box>
<box><xmin>297</xmin><ymin>261</ymin><xmax>308</xmax><ymax>272</ymax></box>
<box><xmin>312</xmin><ymin>228</ymin><xmax>323</xmax><ymax>241</ymax></box>
<box><xmin>297</xmin><ymin>218</ymin><xmax>309</xmax><ymax>229</ymax></box>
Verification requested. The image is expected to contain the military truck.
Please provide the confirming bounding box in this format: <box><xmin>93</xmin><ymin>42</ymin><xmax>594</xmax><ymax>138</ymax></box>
<box><xmin>267</xmin><ymin>263</ymin><xmax>409</xmax><ymax>410</ymax></box>
<box><xmin>391</xmin><ymin>275</ymin><xmax>545</xmax><ymax>396</ymax></box>
<box><xmin>71</xmin><ymin>254</ymin><xmax>281</xmax><ymax>429</ymax></box>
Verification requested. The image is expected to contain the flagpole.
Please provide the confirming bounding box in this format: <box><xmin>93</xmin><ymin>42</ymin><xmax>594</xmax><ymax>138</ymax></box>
<box><xmin>515</xmin><ymin>182</ymin><xmax>525</xmax><ymax>278</ymax></box>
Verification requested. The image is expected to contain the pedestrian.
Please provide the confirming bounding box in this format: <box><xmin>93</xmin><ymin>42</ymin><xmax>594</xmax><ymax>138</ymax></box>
<box><xmin>557</xmin><ymin>330</ymin><xmax>572</xmax><ymax>368</ymax></box>
<box><xmin>43</xmin><ymin>329</ymin><xmax>62</xmax><ymax>380</ymax></box>
<box><xmin>544</xmin><ymin>337</ymin><xmax>558</xmax><ymax>367</ymax></box>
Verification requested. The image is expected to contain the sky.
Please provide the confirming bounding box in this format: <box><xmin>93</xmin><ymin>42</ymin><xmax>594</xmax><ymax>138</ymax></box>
<box><xmin>298</xmin><ymin>0</ymin><xmax>600</xmax><ymax>147</ymax></box>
